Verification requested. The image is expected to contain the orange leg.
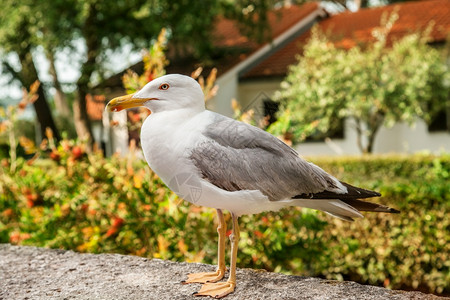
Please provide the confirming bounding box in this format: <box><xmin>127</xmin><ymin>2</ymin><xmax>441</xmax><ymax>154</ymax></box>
<box><xmin>194</xmin><ymin>213</ymin><xmax>240</xmax><ymax>298</ymax></box>
<box><xmin>183</xmin><ymin>209</ymin><xmax>227</xmax><ymax>284</ymax></box>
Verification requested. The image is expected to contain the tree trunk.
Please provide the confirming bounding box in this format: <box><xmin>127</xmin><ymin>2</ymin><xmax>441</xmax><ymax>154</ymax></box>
<box><xmin>46</xmin><ymin>49</ymin><xmax>71</xmax><ymax>117</ymax></box>
<box><xmin>73</xmin><ymin>92</ymin><xmax>92</xmax><ymax>142</ymax></box>
<box><xmin>73</xmin><ymin>2</ymin><xmax>101</xmax><ymax>147</ymax></box>
<box><xmin>366</xmin><ymin>130</ymin><xmax>376</xmax><ymax>154</ymax></box>
<box><xmin>366</xmin><ymin>112</ymin><xmax>384</xmax><ymax>154</ymax></box>
<box><xmin>354</xmin><ymin>118</ymin><xmax>367</xmax><ymax>154</ymax></box>
<box><xmin>18</xmin><ymin>50</ymin><xmax>61</xmax><ymax>142</ymax></box>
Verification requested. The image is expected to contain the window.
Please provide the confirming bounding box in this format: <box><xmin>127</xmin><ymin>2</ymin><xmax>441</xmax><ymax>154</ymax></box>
<box><xmin>263</xmin><ymin>99</ymin><xmax>279</xmax><ymax>126</ymax></box>
<box><xmin>429</xmin><ymin>107</ymin><xmax>450</xmax><ymax>132</ymax></box>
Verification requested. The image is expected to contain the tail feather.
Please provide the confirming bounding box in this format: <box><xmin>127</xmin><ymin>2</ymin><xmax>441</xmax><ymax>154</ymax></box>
<box><xmin>325</xmin><ymin>212</ymin><xmax>356</xmax><ymax>222</ymax></box>
<box><xmin>340</xmin><ymin>198</ymin><xmax>400</xmax><ymax>213</ymax></box>
<box><xmin>292</xmin><ymin>181</ymin><xmax>399</xmax><ymax>221</ymax></box>
<box><xmin>293</xmin><ymin>199</ymin><xmax>364</xmax><ymax>221</ymax></box>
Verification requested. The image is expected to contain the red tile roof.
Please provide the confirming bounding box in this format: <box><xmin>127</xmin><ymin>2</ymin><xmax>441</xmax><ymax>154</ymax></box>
<box><xmin>243</xmin><ymin>0</ymin><xmax>450</xmax><ymax>79</ymax></box>
<box><xmin>86</xmin><ymin>94</ymin><xmax>106</xmax><ymax>121</ymax></box>
<box><xmin>213</xmin><ymin>2</ymin><xmax>319</xmax><ymax>48</ymax></box>
<box><xmin>95</xmin><ymin>3</ymin><xmax>321</xmax><ymax>90</ymax></box>
<box><xmin>209</xmin><ymin>2</ymin><xmax>320</xmax><ymax>75</ymax></box>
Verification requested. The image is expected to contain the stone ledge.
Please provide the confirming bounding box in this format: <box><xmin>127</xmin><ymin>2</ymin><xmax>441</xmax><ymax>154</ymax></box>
<box><xmin>0</xmin><ymin>244</ymin><xmax>444</xmax><ymax>300</ymax></box>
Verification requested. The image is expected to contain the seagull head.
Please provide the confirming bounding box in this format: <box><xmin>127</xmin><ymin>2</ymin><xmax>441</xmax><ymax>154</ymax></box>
<box><xmin>106</xmin><ymin>74</ymin><xmax>205</xmax><ymax>114</ymax></box>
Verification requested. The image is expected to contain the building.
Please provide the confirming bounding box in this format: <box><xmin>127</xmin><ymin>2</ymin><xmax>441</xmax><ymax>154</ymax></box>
<box><xmin>98</xmin><ymin>0</ymin><xmax>450</xmax><ymax>155</ymax></box>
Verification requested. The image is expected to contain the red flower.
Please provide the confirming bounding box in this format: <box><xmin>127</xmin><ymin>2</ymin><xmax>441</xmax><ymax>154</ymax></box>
<box><xmin>254</xmin><ymin>230</ymin><xmax>263</xmax><ymax>238</ymax></box>
<box><xmin>72</xmin><ymin>146</ymin><xmax>83</xmax><ymax>160</ymax></box>
<box><xmin>50</xmin><ymin>150</ymin><xmax>61</xmax><ymax>162</ymax></box>
<box><xmin>105</xmin><ymin>227</ymin><xmax>118</xmax><ymax>237</ymax></box>
<box><xmin>106</xmin><ymin>217</ymin><xmax>125</xmax><ymax>238</ymax></box>
<box><xmin>25</xmin><ymin>192</ymin><xmax>39</xmax><ymax>208</ymax></box>
<box><xmin>112</xmin><ymin>217</ymin><xmax>125</xmax><ymax>228</ymax></box>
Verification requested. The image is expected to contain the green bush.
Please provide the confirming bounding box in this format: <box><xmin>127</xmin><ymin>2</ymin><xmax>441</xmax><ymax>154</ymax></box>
<box><xmin>0</xmin><ymin>145</ymin><xmax>448</xmax><ymax>295</ymax></box>
<box><xmin>304</xmin><ymin>155</ymin><xmax>449</xmax><ymax>294</ymax></box>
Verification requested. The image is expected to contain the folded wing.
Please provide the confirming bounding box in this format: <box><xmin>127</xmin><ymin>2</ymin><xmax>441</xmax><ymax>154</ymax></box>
<box><xmin>189</xmin><ymin>114</ymin><xmax>399</xmax><ymax>220</ymax></box>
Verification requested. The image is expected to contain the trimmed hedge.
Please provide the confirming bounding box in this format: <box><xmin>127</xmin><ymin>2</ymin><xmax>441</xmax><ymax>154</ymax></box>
<box><xmin>302</xmin><ymin>155</ymin><xmax>449</xmax><ymax>294</ymax></box>
<box><xmin>0</xmin><ymin>147</ymin><xmax>448</xmax><ymax>295</ymax></box>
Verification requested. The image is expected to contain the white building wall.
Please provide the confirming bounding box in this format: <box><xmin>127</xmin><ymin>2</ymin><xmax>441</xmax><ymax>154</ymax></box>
<box><xmin>296</xmin><ymin>119</ymin><xmax>362</xmax><ymax>156</ymax></box>
<box><xmin>210</xmin><ymin>75</ymin><xmax>239</xmax><ymax>117</ymax></box>
<box><xmin>374</xmin><ymin>119</ymin><xmax>450</xmax><ymax>154</ymax></box>
<box><xmin>296</xmin><ymin>119</ymin><xmax>450</xmax><ymax>156</ymax></box>
<box><xmin>238</xmin><ymin>80</ymin><xmax>281</xmax><ymax>113</ymax></box>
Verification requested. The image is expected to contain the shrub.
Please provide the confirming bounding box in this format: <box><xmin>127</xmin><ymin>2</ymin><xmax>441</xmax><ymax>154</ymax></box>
<box><xmin>0</xmin><ymin>144</ymin><xmax>448</xmax><ymax>295</ymax></box>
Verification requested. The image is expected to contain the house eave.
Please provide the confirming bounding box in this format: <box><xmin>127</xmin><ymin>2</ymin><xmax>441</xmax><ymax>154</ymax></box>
<box><xmin>216</xmin><ymin>5</ymin><xmax>327</xmax><ymax>84</ymax></box>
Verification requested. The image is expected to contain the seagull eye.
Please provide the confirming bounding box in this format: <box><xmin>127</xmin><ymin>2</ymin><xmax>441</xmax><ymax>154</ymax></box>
<box><xmin>159</xmin><ymin>83</ymin><xmax>170</xmax><ymax>90</ymax></box>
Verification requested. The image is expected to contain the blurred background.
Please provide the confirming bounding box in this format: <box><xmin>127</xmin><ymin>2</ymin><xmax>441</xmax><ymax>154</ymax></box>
<box><xmin>0</xmin><ymin>0</ymin><xmax>449</xmax><ymax>296</ymax></box>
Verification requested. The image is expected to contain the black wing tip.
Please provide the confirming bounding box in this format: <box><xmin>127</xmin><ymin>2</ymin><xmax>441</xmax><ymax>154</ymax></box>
<box><xmin>341</xmin><ymin>181</ymin><xmax>381</xmax><ymax>199</ymax></box>
<box><xmin>376</xmin><ymin>206</ymin><xmax>400</xmax><ymax>214</ymax></box>
<box><xmin>368</xmin><ymin>204</ymin><xmax>400</xmax><ymax>214</ymax></box>
<box><xmin>292</xmin><ymin>187</ymin><xmax>381</xmax><ymax>200</ymax></box>
<box><xmin>387</xmin><ymin>207</ymin><xmax>400</xmax><ymax>214</ymax></box>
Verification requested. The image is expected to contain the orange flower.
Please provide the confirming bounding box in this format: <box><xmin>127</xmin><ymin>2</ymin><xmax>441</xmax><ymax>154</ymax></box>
<box><xmin>105</xmin><ymin>227</ymin><xmax>118</xmax><ymax>238</ymax></box>
<box><xmin>112</xmin><ymin>217</ymin><xmax>125</xmax><ymax>228</ymax></box>
<box><xmin>9</xmin><ymin>232</ymin><xmax>31</xmax><ymax>244</ymax></box>
<box><xmin>254</xmin><ymin>230</ymin><xmax>264</xmax><ymax>238</ymax></box>
<box><xmin>9</xmin><ymin>232</ymin><xmax>20</xmax><ymax>243</ymax></box>
<box><xmin>1</xmin><ymin>158</ymin><xmax>9</xmax><ymax>168</ymax></box>
<box><xmin>2</xmin><ymin>208</ymin><xmax>13</xmax><ymax>217</ymax></box>
<box><xmin>106</xmin><ymin>217</ymin><xmax>125</xmax><ymax>238</ymax></box>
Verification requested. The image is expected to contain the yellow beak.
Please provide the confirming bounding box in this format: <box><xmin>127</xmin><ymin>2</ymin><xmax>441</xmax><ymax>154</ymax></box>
<box><xmin>106</xmin><ymin>93</ymin><xmax>155</xmax><ymax>112</ymax></box>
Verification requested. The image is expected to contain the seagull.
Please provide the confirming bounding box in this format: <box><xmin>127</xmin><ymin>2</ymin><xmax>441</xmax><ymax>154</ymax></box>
<box><xmin>106</xmin><ymin>74</ymin><xmax>399</xmax><ymax>299</ymax></box>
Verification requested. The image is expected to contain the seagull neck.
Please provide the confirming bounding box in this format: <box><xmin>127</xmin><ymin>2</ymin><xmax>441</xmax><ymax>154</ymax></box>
<box><xmin>146</xmin><ymin>97</ymin><xmax>205</xmax><ymax>115</ymax></box>
<box><xmin>150</xmin><ymin>107</ymin><xmax>204</xmax><ymax>123</ymax></box>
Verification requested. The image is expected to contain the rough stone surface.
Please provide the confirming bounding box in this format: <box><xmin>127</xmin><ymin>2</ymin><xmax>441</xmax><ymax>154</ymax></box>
<box><xmin>0</xmin><ymin>244</ymin><xmax>445</xmax><ymax>300</ymax></box>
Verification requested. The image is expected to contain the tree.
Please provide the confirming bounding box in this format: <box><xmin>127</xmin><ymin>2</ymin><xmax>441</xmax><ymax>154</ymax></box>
<box><xmin>0</xmin><ymin>0</ymin><xmax>61</xmax><ymax>141</ymax></box>
<box><xmin>1</xmin><ymin>0</ymin><xmax>279</xmax><ymax>147</ymax></box>
<box><xmin>274</xmin><ymin>13</ymin><xmax>449</xmax><ymax>153</ymax></box>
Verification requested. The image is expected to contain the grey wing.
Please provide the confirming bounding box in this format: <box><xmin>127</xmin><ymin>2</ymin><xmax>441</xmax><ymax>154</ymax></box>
<box><xmin>189</xmin><ymin>115</ymin><xmax>344</xmax><ymax>201</ymax></box>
